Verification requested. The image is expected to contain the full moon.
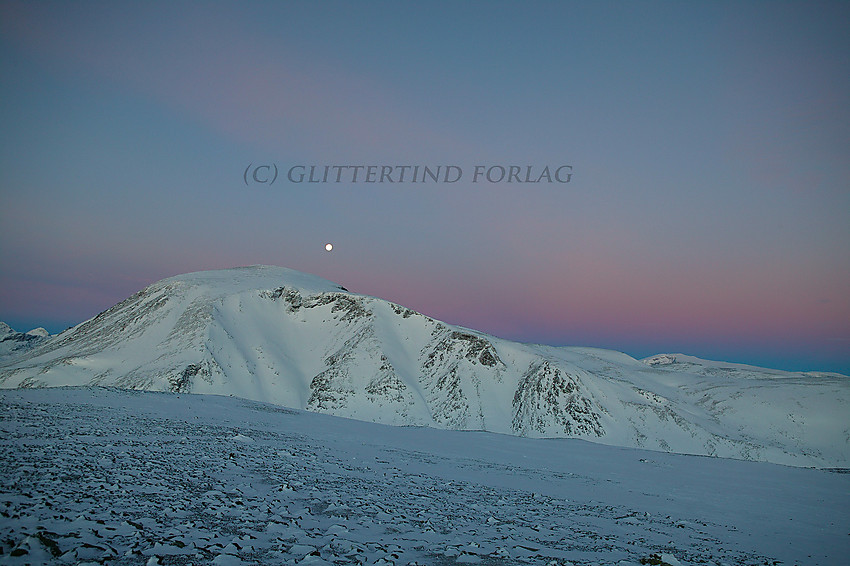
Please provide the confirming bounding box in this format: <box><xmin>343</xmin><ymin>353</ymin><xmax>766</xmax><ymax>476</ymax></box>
<box><xmin>325</xmin><ymin>243</ymin><xmax>333</xmax><ymax>252</ymax></box>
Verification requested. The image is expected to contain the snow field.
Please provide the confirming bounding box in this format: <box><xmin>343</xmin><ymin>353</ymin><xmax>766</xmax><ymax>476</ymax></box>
<box><xmin>1</xmin><ymin>387</ymin><xmax>848</xmax><ymax>565</ymax></box>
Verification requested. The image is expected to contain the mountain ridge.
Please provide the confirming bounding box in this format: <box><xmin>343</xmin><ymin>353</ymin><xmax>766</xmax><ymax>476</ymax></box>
<box><xmin>1</xmin><ymin>265</ymin><xmax>847</xmax><ymax>468</ymax></box>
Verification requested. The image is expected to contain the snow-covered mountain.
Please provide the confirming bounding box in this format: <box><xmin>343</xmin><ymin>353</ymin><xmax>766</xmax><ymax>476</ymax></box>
<box><xmin>0</xmin><ymin>322</ymin><xmax>51</xmax><ymax>361</ymax></box>
<box><xmin>1</xmin><ymin>265</ymin><xmax>847</xmax><ymax>468</ymax></box>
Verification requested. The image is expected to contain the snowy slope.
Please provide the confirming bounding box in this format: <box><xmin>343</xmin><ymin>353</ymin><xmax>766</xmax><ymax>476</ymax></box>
<box><xmin>2</xmin><ymin>387</ymin><xmax>848</xmax><ymax>566</ymax></box>
<box><xmin>1</xmin><ymin>265</ymin><xmax>847</xmax><ymax>468</ymax></box>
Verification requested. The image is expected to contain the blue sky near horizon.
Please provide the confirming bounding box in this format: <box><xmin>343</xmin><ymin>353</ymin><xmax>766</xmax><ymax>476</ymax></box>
<box><xmin>1</xmin><ymin>1</ymin><xmax>849</xmax><ymax>374</ymax></box>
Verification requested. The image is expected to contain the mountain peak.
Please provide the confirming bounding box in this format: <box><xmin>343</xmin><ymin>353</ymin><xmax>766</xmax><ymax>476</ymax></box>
<box><xmin>156</xmin><ymin>265</ymin><xmax>349</xmax><ymax>296</ymax></box>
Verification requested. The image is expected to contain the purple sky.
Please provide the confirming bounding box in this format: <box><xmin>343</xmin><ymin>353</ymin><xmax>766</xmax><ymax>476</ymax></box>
<box><xmin>1</xmin><ymin>1</ymin><xmax>849</xmax><ymax>374</ymax></box>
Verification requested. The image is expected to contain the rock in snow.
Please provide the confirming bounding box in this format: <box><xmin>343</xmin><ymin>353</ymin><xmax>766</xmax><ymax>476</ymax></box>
<box><xmin>0</xmin><ymin>265</ymin><xmax>847</xmax><ymax>467</ymax></box>
<box><xmin>3</xmin><ymin>387</ymin><xmax>847</xmax><ymax>565</ymax></box>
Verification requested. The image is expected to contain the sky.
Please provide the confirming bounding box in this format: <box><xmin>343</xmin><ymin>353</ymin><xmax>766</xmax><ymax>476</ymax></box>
<box><xmin>1</xmin><ymin>1</ymin><xmax>848</xmax><ymax>374</ymax></box>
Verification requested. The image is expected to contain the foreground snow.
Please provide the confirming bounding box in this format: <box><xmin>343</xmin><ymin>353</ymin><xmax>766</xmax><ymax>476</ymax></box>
<box><xmin>1</xmin><ymin>388</ymin><xmax>848</xmax><ymax>565</ymax></box>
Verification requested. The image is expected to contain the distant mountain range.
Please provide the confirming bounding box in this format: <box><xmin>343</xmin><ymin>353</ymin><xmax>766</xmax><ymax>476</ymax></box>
<box><xmin>1</xmin><ymin>265</ymin><xmax>847</xmax><ymax>468</ymax></box>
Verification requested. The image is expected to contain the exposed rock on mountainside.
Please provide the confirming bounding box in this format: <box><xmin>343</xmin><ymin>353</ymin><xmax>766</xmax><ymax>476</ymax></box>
<box><xmin>512</xmin><ymin>361</ymin><xmax>603</xmax><ymax>436</ymax></box>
